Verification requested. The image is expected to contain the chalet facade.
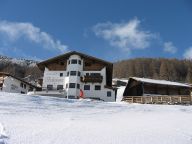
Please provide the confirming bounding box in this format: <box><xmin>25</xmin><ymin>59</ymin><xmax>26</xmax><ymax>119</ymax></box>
<box><xmin>37</xmin><ymin>51</ymin><xmax>115</xmax><ymax>102</ymax></box>
<box><xmin>123</xmin><ymin>77</ymin><xmax>192</xmax><ymax>97</ymax></box>
<box><xmin>0</xmin><ymin>72</ymin><xmax>38</xmax><ymax>94</ymax></box>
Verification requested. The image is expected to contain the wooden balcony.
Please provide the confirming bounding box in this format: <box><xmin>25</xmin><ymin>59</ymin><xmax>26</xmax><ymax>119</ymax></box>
<box><xmin>81</xmin><ymin>75</ymin><xmax>103</xmax><ymax>83</ymax></box>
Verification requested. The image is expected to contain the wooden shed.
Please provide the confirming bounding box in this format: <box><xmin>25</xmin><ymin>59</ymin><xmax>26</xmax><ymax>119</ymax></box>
<box><xmin>123</xmin><ymin>77</ymin><xmax>192</xmax><ymax>97</ymax></box>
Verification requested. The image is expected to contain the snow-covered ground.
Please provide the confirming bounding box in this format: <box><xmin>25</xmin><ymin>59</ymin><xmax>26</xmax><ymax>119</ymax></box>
<box><xmin>0</xmin><ymin>92</ymin><xmax>192</xmax><ymax>144</ymax></box>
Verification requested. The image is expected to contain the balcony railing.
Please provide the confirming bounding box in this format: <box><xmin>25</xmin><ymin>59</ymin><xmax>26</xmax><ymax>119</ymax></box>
<box><xmin>81</xmin><ymin>75</ymin><xmax>103</xmax><ymax>83</ymax></box>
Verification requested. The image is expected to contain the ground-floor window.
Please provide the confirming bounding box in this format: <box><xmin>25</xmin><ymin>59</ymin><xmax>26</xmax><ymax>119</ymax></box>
<box><xmin>107</xmin><ymin>91</ymin><xmax>111</xmax><ymax>97</ymax></box>
<box><xmin>57</xmin><ymin>85</ymin><xmax>63</xmax><ymax>90</ymax></box>
<box><xmin>84</xmin><ymin>85</ymin><xmax>90</xmax><ymax>90</ymax></box>
<box><xmin>95</xmin><ymin>85</ymin><xmax>101</xmax><ymax>90</ymax></box>
<box><xmin>47</xmin><ymin>85</ymin><xmax>53</xmax><ymax>90</ymax></box>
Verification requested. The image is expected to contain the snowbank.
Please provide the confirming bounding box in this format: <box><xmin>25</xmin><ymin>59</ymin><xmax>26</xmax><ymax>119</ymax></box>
<box><xmin>0</xmin><ymin>92</ymin><xmax>192</xmax><ymax>144</ymax></box>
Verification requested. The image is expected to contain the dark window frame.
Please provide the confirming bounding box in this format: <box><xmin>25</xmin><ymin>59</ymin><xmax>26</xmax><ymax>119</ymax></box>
<box><xmin>78</xmin><ymin>60</ymin><xmax>81</xmax><ymax>65</ymax></box>
<box><xmin>70</xmin><ymin>71</ymin><xmax>77</xmax><ymax>76</ymax></box>
<box><xmin>78</xmin><ymin>71</ymin><xmax>81</xmax><ymax>76</ymax></box>
<box><xmin>69</xmin><ymin>83</ymin><xmax>76</xmax><ymax>88</ymax></box>
<box><xmin>107</xmin><ymin>91</ymin><xmax>111</xmax><ymax>97</ymax></box>
<box><xmin>95</xmin><ymin>85</ymin><xmax>101</xmax><ymax>90</ymax></box>
<box><xmin>77</xmin><ymin>84</ymin><xmax>80</xmax><ymax>89</ymax></box>
<box><xmin>57</xmin><ymin>85</ymin><xmax>63</xmax><ymax>90</ymax></box>
<box><xmin>84</xmin><ymin>85</ymin><xmax>90</xmax><ymax>90</ymax></box>
<box><xmin>47</xmin><ymin>85</ymin><xmax>53</xmax><ymax>90</ymax></box>
<box><xmin>71</xmin><ymin>59</ymin><xmax>78</xmax><ymax>64</ymax></box>
<box><xmin>60</xmin><ymin>73</ymin><xmax>63</xmax><ymax>77</ymax></box>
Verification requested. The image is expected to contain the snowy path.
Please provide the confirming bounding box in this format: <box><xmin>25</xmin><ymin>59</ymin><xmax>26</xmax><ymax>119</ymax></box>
<box><xmin>0</xmin><ymin>92</ymin><xmax>192</xmax><ymax>144</ymax></box>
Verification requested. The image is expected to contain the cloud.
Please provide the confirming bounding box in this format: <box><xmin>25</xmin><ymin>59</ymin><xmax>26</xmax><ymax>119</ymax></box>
<box><xmin>163</xmin><ymin>41</ymin><xmax>177</xmax><ymax>54</ymax></box>
<box><xmin>0</xmin><ymin>20</ymin><xmax>68</xmax><ymax>53</ymax></box>
<box><xmin>93</xmin><ymin>18</ymin><xmax>156</xmax><ymax>52</ymax></box>
<box><xmin>183</xmin><ymin>47</ymin><xmax>192</xmax><ymax>59</ymax></box>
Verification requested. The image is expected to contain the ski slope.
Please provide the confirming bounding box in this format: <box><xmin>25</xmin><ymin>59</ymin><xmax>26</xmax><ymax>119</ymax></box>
<box><xmin>0</xmin><ymin>92</ymin><xmax>192</xmax><ymax>144</ymax></box>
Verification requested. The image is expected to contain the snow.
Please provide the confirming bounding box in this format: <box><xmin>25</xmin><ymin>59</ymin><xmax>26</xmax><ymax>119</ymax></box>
<box><xmin>131</xmin><ymin>77</ymin><xmax>191</xmax><ymax>87</ymax></box>
<box><xmin>1</xmin><ymin>92</ymin><xmax>192</xmax><ymax>144</ymax></box>
<box><xmin>116</xmin><ymin>86</ymin><xmax>126</xmax><ymax>102</ymax></box>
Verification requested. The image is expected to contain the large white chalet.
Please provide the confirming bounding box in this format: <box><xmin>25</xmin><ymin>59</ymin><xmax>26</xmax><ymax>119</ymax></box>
<box><xmin>36</xmin><ymin>51</ymin><xmax>116</xmax><ymax>102</ymax></box>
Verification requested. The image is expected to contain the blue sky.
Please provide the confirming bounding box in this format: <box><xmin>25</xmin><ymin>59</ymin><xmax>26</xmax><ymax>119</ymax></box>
<box><xmin>0</xmin><ymin>0</ymin><xmax>192</xmax><ymax>62</ymax></box>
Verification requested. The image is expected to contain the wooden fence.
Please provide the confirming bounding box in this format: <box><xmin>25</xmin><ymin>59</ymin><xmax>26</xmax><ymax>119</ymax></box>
<box><xmin>122</xmin><ymin>95</ymin><xmax>192</xmax><ymax>105</ymax></box>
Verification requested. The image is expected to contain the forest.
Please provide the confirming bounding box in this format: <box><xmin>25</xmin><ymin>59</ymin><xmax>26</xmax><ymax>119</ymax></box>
<box><xmin>113</xmin><ymin>58</ymin><xmax>192</xmax><ymax>83</ymax></box>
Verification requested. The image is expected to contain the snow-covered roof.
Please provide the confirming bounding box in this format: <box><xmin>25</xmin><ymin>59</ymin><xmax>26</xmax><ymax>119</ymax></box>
<box><xmin>130</xmin><ymin>77</ymin><xmax>191</xmax><ymax>88</ymax></box>
<box><xmin>113</xmin><ymin>78</ymin><xmax>129</xmax><ymax>83</ymax></box>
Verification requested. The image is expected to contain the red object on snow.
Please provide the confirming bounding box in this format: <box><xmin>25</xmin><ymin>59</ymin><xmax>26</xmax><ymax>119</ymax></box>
<box><xmin>79</xmin><ymin>89</ymin><xmax>84</xmax><ymax>98</ymax></box>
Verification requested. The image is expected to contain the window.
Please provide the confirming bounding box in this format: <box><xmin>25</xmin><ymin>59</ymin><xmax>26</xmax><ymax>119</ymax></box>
<box><xmin>77</xmin><ymin>84</ymin><xmax>80</xmax><ymax>89</ymax></box>
<box><xmin>78</xmin><ymin>71</ymin><xmax>81</xmax><ymax>76</ymax></box>
<box><xmin>86</xmin><ymin>73</ymin><xmax>89</xmax><ymax>76</ymax></box>
<box><xmin>60</xmin><ymin>73</ymin><xmax>63</xmax><ymax>77</ymax></box>
<box><xmin>20</xmin><ymin>83</ymin><xmax>23</xmax><ymax>88</ymax></box>
<box><xmin>69</xmin><ymin>83</ymin><xmax>76</xmax><ymax>88</ymax></box>
<box><xmin>47</xmin><ymin>85</ymin><xmax>53</xmax><ymax>90</ymax></box>
<box><xmin>66</xmin><ymin>84</ymin><xmax>68</xmax><ymax>88</ymax></box>
<box><xmin>67</xmin><ymin>72</ymin><xmax>69</xmax><ymax>76</ymax></box>
<box><xmin>57</xmin><ymin>85</ymin><xmax>63</xmax><ymax>90</ymax></box>
<box><xmin>71</xmin><ymin>59</ymin><xmax>77</xmax><ymax>64</ymax></box>
<box><xmin>70</xmin><ymin>71</ymin><xmax>77</xmax><ymax>76</ymax></box>
<box><xmin>78</xmin><ymin>60</ymin><xmax>81</xmax><ymax>65</ymax></box>
<box><xmin>84</xmin><ymin>85</ymin><xmax>90</xmax><ymax>90</ymax></box>
<box><xmin>90</xmin><ymin>73</ymin><xmax>101</xmax><ymax>77</ymax></box>
<box><xmin>95</xmin><ymin>85</ymin><xmax>101</xmax><ymax>90</ymax></box>
<box><xmin>24</xmin><ymin>84</ymin><xmax>26</xmax><ymax>89</ymax></box>
<box><xmin>68</xmin><ymin>60</ymin><xmax>70</xmax><ymax>64</ymax></box>
<box><xmin>85</xmin><ymin>62</ymin><xmax>91</xmax><ymax>66</ymax></box>
<box><xmin>107</xmin><ymin>91</ymin><xmax>111</xmax><ymax>97</ymax></box>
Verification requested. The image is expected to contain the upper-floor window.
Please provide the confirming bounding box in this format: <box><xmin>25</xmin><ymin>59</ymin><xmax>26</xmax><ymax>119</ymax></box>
<box><xmin>85</xmin><ymin>62</ymin><xmax>91</xmax><ymax>66</ymax></box>
<box><xmin>69</xmin><ymin>83</ymin><xmax>76</xmax><ymax>88</ymax></box>
<box><xmin>77</xmin><ymin>84</ymin><xmax>80</xmax><ymax>89</ymax></box>
<box><xmin>60</xmin><ymin>73</ymin><xmax>63</xmax><ymax>77</ymax></box>
<box><xmin>95</xmin><ymin>85</ymin><xmax>101</xmax><ymax>90</ymax></box>
<box><xmin>84</xmin><ymin>85</ymin><xmax>90</xmax><ymax>90</ymax></box>
<box><xmin>78</xmin><ymin>71</ymin><xmax>81</xmax><ymax>76</ymax></box>
<box><xmin>71</xmin><ymin>59</ymin><xmax>77</xmax><ymax>64</ymax></box>
<box><xmin>78</xmin><ymin>60</ymin><xmax>81</xmax><ymax>65</ymax></box>
<box><xmin>90</xmin><ymin>73</ymin><xmax>101</xmax><ymax>77</ymax></box>
<box><xmin>68</xmin><ymin>60</ymin><xmax>70</xmax><ymax>65</ymax></box>
<box><xmin>67</xmin><ymin>72</ymin><xmax>69</xmax><ymax>76</ymax></box>
<box><xmin>70</xmin><ymin>71</ymin><xmax>77</xmax><ymax>76</ymax></box>
<box><xmin>60</xmin><ymin>62</ymin><xmax>64</xmax><ymax>65</ymax></box>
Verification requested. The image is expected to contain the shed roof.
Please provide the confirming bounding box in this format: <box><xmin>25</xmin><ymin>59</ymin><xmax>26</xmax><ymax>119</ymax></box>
<box><xmin>130</xmin><ymin>77</ymin><xmax>191</xmax><ymax>88</ymax></box>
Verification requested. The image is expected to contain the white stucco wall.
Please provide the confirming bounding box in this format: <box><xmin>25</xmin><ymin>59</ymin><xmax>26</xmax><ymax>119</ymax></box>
<box><xmin>2</xmin><ymin>76</ymin><xmax>31</xmax><ymax>94</ymax></box>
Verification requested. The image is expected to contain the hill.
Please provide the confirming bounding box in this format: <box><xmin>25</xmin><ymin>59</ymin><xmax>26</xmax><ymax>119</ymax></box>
<box><xmin>0</xmin><ymin>55</ymin><xmax>42</xmax><ymax>83</ymax></box>
<box><xmin>113</xmin><ymin>58</ymin><xmax>192</xmax><ymax>83</ymax></box>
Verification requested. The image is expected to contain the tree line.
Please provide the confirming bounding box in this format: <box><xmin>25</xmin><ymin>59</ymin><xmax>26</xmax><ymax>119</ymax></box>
<box><xmin>113</xmin><ymin>58</ymin><xmax>192</xmax><ymax>83</ymax></box>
